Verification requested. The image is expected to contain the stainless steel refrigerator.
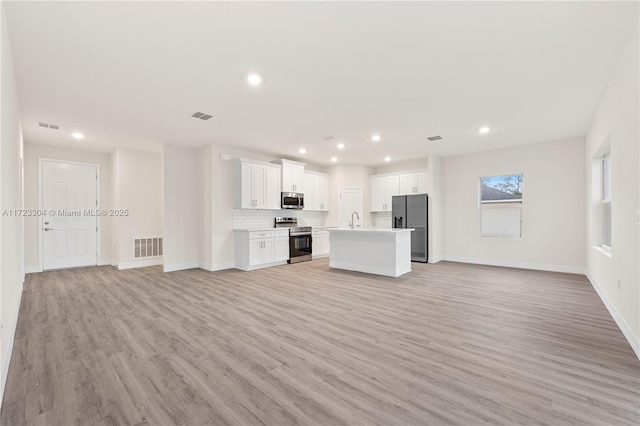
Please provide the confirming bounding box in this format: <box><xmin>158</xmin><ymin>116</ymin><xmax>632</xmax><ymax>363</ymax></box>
<box><xmin>392</xmin><ymin>194</ymin><xmax>428</xmax><ymax>262</ymax></box>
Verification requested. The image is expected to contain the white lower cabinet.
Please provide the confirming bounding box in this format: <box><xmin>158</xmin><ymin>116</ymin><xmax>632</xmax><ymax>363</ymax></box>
<box><xmin>249</xmin><ymin>238</ymin><xmax>273</xmax><ymax>266</ymax></box>
<box><xmin>312</xmin><ymin>229</ymin><xmax>331</xmax><ymax>258</ymax></box>
<box><xmin>235</xmin><ymin>230</ymin><xmax>289</xmax><ymax>271</ymax></box>
<box><xmin>275</xmin><ymin>236</ymin><xmax>290</xmax><ymax>262</ymax></box>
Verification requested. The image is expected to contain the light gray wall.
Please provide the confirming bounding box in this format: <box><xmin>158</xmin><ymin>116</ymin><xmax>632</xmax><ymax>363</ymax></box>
<box><xmin>441</xmin><ymin>137</ymin><xmax>586</xmax><ymax>271</ymax></box>
<box><xmin>111</xmin><ymin>148</ymin><xmax>163</xmax><ymax>267</ymax></box>
<box><xmin>585</xmin><ymin>22</ymin><xmax>639</xmax><ymax>350</ymax></box>
<box><xmin>163</xmin><ymin>144</ymin><xmax>199</xmax><ymax>271</ymax></box>
<box><xmin>0</xmin><ymin>3</ymin><xmax>24</xmax><ymax>404</ymax></box>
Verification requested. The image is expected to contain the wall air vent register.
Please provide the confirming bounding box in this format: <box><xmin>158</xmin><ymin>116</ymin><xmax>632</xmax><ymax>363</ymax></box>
<box><xmin>134</xmin><ymin>237</ymin><xmax>163</xmax><ymax>259</ymax></box>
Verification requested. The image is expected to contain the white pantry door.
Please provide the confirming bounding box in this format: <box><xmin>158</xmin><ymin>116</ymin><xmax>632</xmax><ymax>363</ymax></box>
<box><xmin>339</xmin><ymin>187</ymin><xmax>362</xmax><ymax>228</ymax></box>
<box><xmin>42</xmin><ymin>161</ymin><xmax>98</xmax><ymax>270</ymax></box>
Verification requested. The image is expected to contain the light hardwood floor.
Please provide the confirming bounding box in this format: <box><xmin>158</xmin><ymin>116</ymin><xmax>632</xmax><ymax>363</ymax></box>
<box><xmin>2</xmin><ymin>259</ymin><xmax>639</xmax><ymax>425</ymax></box>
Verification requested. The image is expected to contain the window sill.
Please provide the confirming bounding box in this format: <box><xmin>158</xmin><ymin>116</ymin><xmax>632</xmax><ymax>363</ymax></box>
<box><xmin>593</xmin><ymin>246</ymin><xmax>612</xmax><ymax>258</ymax></box>
<box><xmin>479</xmin><ymin>236</ymin><xmax>523</xmax><ymax>240</ymax></box>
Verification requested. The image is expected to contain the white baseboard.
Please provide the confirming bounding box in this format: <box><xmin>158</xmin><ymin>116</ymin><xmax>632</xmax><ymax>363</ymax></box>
<box><xmin>198</xmin><ymin>262</ymin><xmax>235</xmax><ymax>272</ymax></box>
<box><xmin>1</xmin><ymin>280</ymin><xmax>23</xmax><ymax>407</ymax></box>
<box><xmin>443</xmin><ymin>256</ymin><xmax>585</xmax><ymax>274</ymax></box>
<box><xmin>26</xmin><ymin>259</ymin><xmax>116</xmax><ymax>273</ymax></box>
<box><xmin>164</xmin><ymin>261</ymin><xmax>200</xmax><ymax>273</ymax></box>
<box><xmin>24</xmin><ymin>265</ymin><xmax>41</xmax><ymax>274</ymax></box>
<box><xmin>429</xmin><ymin>255</ymin><xmax>444</xmax><ymax>263</ymax></box>
<box><xmin>586</xmin><ymin>273</ymin><xmax>640</xmax><ymax>360</ymax></box>
<box><xmin>235</xmin><ymin>260</ymin><xmax>288</xmax><ymax>272</ymax></box>
<box><xmin>118</xmin><ymin>258</ymin><xmax>163</xmax><ymax>270</ymax></box>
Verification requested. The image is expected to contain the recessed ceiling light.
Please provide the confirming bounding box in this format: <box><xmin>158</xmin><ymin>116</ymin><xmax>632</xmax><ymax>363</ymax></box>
<box><xmin>479</xmin><ymin>126</ymin><xmax>490</xmax><ymax>134</ymax></box>
<box><xmin>372</xmin><ymin>134</ymin><xmax>381</xmax><ymax>142</ymax></box>
<box><xmin>384</xmin><ymin>156</ymin><xmax>391</xmax><ymax>162</ymax></box>
<box><xmin>299</xmin><ymin>148</ymin><xmax>306</xmax><ymax>154</ymax></box>
<box><xmin>337</xmin><ymin>143</ymin><xmax>345</xmax><ymax>149</ymax></box>
<box><xmin>331</xmin><ymin>157</ymin><xmax>337</xmax><ymax>162</ymax></box>
<box><xmin>71</xmin><ymin>132</ymin><xmax>85</xmax><ymax>140</ymax></box>
<box><xmin>247</xmin><ymin>73</ymin><xmax>262</xmax><ymax>86</ymax></box>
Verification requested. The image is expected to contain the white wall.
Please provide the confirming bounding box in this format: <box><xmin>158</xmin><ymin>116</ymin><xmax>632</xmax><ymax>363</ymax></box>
<box><xmin>326</xmin><ymin>165</ymin><xmax>373</xmax><ymax>227</ymax></box>
<box><xmin>111</xmin><ymin>148</ymin><xmax>163</xmax><ymax>269</ymax></box>
<box><xmin>197</xmin><ymin>145</ymin><xmax>213</xmax><ymax>269</ymax></box>
<box><xmin>0</xmin><ymin>3</ymin><xmax>24</xmax><ymax>405</ymax></box>
<box><xmin>585</xmin><ymin>23</ymin><xmax>639</xmax><ymax>356</ymax></box>
<box><xmin>373</xmin><ymin>159</ymin><xmax>428</xmax><ymax>175</ymax></box>
<box><xmin>163</xmin><ymin>144</ymin><xmax>199</xmax><ymax>272</ymax></box>
<box><xmin>427</xmin><ymin>154</ymin><xmax>443</xmax><ymax>262</ymax></box>
<box><xmin>23</xmin><ymin>143</ymin><xmax>112</xmax><ymax>269</ymax></box>
<box><xmin>441</xmin><ymin>137</ymin><xmax>586</xmax><ymax>273</ymax></box>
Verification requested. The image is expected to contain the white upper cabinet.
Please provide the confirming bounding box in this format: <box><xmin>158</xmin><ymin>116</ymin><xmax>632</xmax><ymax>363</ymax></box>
<box><xmin>371</xmin><ymin>169</ymin><xmax>427</xmax><ymax>211</ymax></box>
<box><xmin>314</xmin><ymin>174</ymin><xmax>330</xmax><ymax>211</ymax></box>
<box><xmin>370</xmin><ymin>175</ymin><xmax>399</xmax><ymax>212</ymax></box>
<box><xmin>265</xmin><ymin>166</ymin><xmax>282</xmax><ymax>209</ymax></box>
<box><xmin>304</xmin><ymin>173</ymin><xmax>315</xmax><ymax>209</ymax></box>
<box><xmin>274</xmin><ymin>159</ymin><xmax>305</xmax><ymax>193</ymax></box>
<box><xmin>399</xmin><ymin>172</ymin><xmax>428</xmax><ymax>195</ymax></box>
<box><xmin>236</xmin><ymin>159</ymin><xmax>281</xmax><ymax>210</ymax></box>
<box><xmin>304</xmin><ymin>171</ymin><xmax>330</xmax><ymax>211</ymax></box>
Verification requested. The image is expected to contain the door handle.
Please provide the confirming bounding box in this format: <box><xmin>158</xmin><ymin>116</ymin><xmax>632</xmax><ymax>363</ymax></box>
<box><xmin>44</xmin><ymin>227</ymin><xmax>54</xmax><ymax>231</ymax></box>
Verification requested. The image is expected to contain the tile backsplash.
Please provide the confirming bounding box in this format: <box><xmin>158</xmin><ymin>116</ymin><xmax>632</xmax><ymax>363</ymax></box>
<box><xmin>233</xmin><ymin>209</ymin><xmax>327</xmax><ymax>229</ymax></box>
<box><xmin>371</xmin><ymin>211</ymin><xmax>392</xmax><ymax>228</ymax></box>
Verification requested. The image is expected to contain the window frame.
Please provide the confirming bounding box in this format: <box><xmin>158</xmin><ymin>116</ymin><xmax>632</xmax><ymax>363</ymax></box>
<box><xmin>478</xmin><ymin>174</ymin><xmax>524</xmax><ymax>240</ymax></box>
<box><xmin>601</xmin><ymin>154</ymin><xmax>611</xmax><ymax>251</ymax></box>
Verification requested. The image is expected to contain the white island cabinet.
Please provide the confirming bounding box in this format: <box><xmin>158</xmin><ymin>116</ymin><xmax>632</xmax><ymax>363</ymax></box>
<box><xmin>327</xmin><ymin>228</ymin><xmax>414</xmax><ymax>277</ymax></box>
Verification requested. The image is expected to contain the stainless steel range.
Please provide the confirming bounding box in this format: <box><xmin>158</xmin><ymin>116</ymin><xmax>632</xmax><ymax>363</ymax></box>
<box><xmin>275</xmin><ymin>217</ymin><xmax>312</xmax><ymax>263</ymax></box>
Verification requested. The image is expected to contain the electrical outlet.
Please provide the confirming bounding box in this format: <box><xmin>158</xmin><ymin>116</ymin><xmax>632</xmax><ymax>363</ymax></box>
<box><xmin>617</xmin><ymin>277</ymin><xmax>621</xmax><ymax>289</ymax></box>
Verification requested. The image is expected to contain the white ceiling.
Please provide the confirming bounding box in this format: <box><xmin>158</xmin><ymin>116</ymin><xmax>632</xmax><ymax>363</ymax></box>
<box><xmin>4</xmin><ymin>1</ymin><xmax>638</xmax><ymax>166</ymax></box>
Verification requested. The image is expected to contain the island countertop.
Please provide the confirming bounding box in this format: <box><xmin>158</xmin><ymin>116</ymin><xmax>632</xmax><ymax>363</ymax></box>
<box><xmin>326</xmin><ymin>227</ymin><xmax>414</xmax><ymax>233</ymax></box>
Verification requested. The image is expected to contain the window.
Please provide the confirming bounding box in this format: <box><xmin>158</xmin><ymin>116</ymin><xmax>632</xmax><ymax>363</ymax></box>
<box><xmin>601</xmin><ymin>154</ymin><xmax>611</xmax><ymax>249</ymax></box>
<box><xmin>479</xmin><ymin>174</ymin><xmax>523</xmax><ymax>238</ymax></box>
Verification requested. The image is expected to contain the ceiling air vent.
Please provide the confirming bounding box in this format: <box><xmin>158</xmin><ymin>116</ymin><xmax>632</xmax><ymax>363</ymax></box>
<box><xmin>192</xmin><ymin>112</ymin><xmax>213</xmax><ymax>120</ymax></box>
<box><xmin>39</xmin><ymin>122</ymin><xmax>60</xmax><ymax>129</ymax></box>
<box><xmin>427</xmin><ymin>135</ymin><xmax>443</xmax><ymax>141</ymax></box>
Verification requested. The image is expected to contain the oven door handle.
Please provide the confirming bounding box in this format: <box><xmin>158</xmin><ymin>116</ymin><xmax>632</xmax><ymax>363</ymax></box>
<box><xmin>289</xmin><ymin>232</ymin><xmax>311</xmax><ymax>237</ymax></box>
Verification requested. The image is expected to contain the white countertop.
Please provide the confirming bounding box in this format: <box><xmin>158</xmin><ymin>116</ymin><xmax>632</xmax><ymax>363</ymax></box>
<box><xmin>234</xmin><ymin>226</ymin><xmax>335</xmax><ymax>232</ymax></box>
<box><xmin>233</xmin><ymin>228</ymin><xmax>280</xmax><ymax>232</ymax></box>
<box><xmin>327</xmin><ymin>227</ymin><xmax>414</xmax><ymax>233</ymax></box>
<box><xmin>233</xmin><ymin>226</ymin><xmax>404</xmax><ymax>232</ymax></box>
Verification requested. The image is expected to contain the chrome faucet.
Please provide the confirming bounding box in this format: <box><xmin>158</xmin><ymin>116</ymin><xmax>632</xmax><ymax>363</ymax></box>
<box><xmin>350</xmin><ymin>211</ymin><xmax>360</xmax><ymax>229</ymax></box>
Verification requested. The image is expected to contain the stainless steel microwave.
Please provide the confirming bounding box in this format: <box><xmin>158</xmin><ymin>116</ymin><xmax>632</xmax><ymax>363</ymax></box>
<box><xmin>281</xmin><ymin>192</ymin><xmax>304</xmax><ymax>209</ymax></box>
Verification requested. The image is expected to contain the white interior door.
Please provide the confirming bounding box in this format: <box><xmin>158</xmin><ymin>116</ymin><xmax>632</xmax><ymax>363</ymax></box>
<box><xmin>339</xmin><ymin>187</ymin><xmax>362</xmax><ymax>228</ymax></box>
<box><xmin>42</xmin><ymin>160</ymin><xmax>98</xmax><ymax>270</ymax></box>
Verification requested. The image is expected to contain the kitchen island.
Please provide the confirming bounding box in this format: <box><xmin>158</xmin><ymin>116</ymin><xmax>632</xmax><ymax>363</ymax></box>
<box><xmin>327</xmin><ymin>228</ymin><xmax>414</xmax><ymax>277</ymax></box>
